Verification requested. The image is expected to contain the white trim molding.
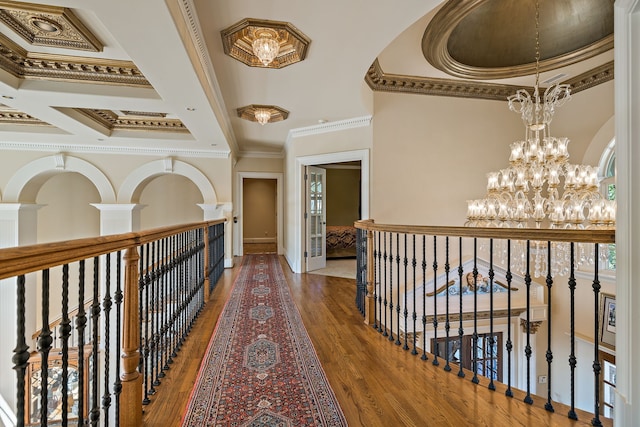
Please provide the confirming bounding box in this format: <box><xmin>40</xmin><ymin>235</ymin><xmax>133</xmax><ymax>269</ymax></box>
<box><xmin>286</xmin><ymin>115</ymin><xmax>372</xmax><ymax>148</ymax></box>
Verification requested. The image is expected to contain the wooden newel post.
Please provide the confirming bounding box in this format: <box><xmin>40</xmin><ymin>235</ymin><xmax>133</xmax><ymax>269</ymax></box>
<box><xmin>120</xmin><ymin>246</ymin><xmax>142</xmax><ymax>427</ymax></box>
<box><xmin>365</xmin><ymin>223</ymin><xmax>376</xmax><ymax>325</ymax></box>
<box><xmin>204</xmin><ymin>225</ymin><xmax>211</xmax><ymax>301</ymax></box>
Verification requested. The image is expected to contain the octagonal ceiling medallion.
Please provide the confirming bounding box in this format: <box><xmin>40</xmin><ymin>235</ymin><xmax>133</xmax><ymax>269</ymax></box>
<box><xmin>221</xmin><ymin>18</ymin><xmax>310</xmax><ymax>69</ymax></box>
<box><xmin>423</xmin><ymin>0</ymin><xmax>614</xmax><ymax>80</ymax></box>
<box><xmin>0</xmin><ymin>1</ymin><xmax>103</xmax><ymax>52</ymax></box>
<box><xmin>237</xmin><ymin>104</ymin><xmax>289</xmax><ymax>125</ymax></box>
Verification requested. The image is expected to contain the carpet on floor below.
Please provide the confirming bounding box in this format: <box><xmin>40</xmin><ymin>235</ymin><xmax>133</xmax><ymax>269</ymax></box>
<box><xmin>181</xmin><ymin>253</ymin><xmax>347</xmax><ymax>427</ymax></box>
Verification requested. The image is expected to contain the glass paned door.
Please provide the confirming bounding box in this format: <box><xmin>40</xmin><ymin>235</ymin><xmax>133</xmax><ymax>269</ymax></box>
<box><xmin>306</xmin><ymin>166</ymin><xmax>326</xmax><ymax>271</ymax></box>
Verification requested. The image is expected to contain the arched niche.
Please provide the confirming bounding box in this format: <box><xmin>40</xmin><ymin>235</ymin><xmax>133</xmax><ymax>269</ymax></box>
<box><xmin>3</xmin><ymin>154</ymin><xmax>116</xmax><ymax>203</ymax></box>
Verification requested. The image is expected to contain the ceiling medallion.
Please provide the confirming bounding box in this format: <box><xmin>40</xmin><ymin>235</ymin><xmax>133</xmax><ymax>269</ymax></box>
<box><xmin>422</xmin><ymin>0</ymin><xmax>613</xmax><ymax>80</ymax></box>
<box><xmin>0</xmin><ymin>1</ymin><xmax>103</xmax><ymax>52</ymax></box>
<box><xmin>221</xmin><ymin>18</ymin><xmax>310</xmax><ymax>69</ymax></box>
<box><xmin>237</xmin><ymin>104</ymin><xmax>289</xmax><ymax>125</ymax></box>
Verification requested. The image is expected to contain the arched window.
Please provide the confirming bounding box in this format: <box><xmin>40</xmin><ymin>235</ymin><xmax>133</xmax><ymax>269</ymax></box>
<box><xmin>599</xmin><ymin>139</ymin><xmax>616</xmax><ymax>270</ymax></box>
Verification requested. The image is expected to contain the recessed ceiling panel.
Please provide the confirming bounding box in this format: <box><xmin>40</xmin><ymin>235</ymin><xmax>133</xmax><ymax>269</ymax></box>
<box><xmin>423</xmin><ymin>0</ymin><xmax>614</xmax><ymax>79</ymax></box>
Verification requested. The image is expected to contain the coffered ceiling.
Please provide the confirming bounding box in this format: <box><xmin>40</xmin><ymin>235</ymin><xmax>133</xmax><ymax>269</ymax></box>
<box><xmin>0</xmin><ymin>0</ymin><xmax>614</xmax><ymax>158</ymax></box>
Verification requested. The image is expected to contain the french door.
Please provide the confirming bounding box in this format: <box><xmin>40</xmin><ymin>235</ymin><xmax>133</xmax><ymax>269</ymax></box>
<box><xmin>305</xmin><ymin>166</ymin><xmax>326</xmax><ymax>271</ymax></box>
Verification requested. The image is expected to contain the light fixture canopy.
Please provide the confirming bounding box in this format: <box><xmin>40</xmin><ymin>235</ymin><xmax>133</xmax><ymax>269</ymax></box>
<box><xmin>237</xmin><ymin>104</ymin><xmax>289</xmax><ymax>125</ymax></box>
<box><xmin>221</xmin><ymin>18</ymin><xmax>310</xmax><ymax>69</ymax></box>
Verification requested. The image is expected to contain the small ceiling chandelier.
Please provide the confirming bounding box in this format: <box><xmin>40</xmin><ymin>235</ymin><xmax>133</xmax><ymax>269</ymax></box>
<box><xmin>252</xmin><ymin>29</ymin><xmax>280</xmax><ymax>67</ymax></box>
<box><xmin>465</xmin><ymin>0</ymin><xmax>615</xmax><ymax>278</ymax></box>
<box><xmin>254</xmin><ymin>108</ymin><xmax>272</xmax><ymax>125</ymax></box>
<box><xmin>465</xmin><ymin>0</ymin><xmax>615</xmax><ymax>230</ymax></box>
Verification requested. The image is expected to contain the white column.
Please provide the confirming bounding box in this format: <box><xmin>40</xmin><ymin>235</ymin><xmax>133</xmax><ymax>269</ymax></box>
<box><xmin>614</xmin><ymin>1</ymin><xmax>640</xmax><ymax>425</ymax></box>
<box><xmin>199</xmin><ymin>202</ymin><xmax>234</xmax><ymax>268</ymax></box>
<box><xmin>0</xmin><ymin>204</ymin><xmax>43</xmax><ymax>415</ymax></box>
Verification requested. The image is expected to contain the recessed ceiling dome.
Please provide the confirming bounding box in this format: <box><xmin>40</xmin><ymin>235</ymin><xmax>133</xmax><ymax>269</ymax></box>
<box><xmin>423</xmin><ymin>0</ymin><xmax>614</xmax><ymax>80</ymax></box>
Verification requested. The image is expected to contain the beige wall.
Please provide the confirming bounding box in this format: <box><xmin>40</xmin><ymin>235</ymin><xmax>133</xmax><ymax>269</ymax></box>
<box><xmin>243</xmin><ymin>178</ymin><xmax>277</xmax><ymax>241</ymax></box>
<box><xmin>326</xmin><ymin>168</ymin><xmax>360</xmax><ymax>226</ymax></box>
<box><xmin>139</xmin><ymin>174</ymin><xmax>205</xmax><ymax>229</ymax></box>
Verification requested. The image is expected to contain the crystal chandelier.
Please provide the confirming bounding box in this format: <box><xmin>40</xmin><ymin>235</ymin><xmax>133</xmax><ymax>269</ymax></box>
<box><xmin>465</xmin><ymin>2</ymin><xmax>615</xmax><ymax>230</ymax></box>
<box><xmin>464</xmin><ymin>0</ymin><xmax>615</xmax><ymax>277</ymax></box>
<box><xmin>254</xmin><ymin>108</ymin><xmax>271</xmax><ymax>125</ymax></box>
<box><xmin>252</xmin><ymin>30</ymin><xmax>280</xmax><ymax>67</ymax></box>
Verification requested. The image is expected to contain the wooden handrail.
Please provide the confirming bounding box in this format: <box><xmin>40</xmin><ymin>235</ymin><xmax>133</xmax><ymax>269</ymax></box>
<box><xmin>354</xmin><ymin>220</ymin><xmax>615</xmax><ymax>244</ymax></box>
<box><xmin>0</xmin><ymin>219</ymin><xmax>226</xmax><ymax>281</ymax></box>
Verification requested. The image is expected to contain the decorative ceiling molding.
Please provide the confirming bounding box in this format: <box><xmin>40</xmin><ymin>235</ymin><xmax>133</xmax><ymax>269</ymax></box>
<box><xmin>73</xmin><ymin>109</ymin><xmax>189</xmax><ymax>132</ymax></box>
<box><xmin>237</xmin><ymin>104</ymin><xmax>289</xmax><ymax>124</ymax></box>
<box><xmin>0</xmin><ymin>1</ymin><xmax>103</xmax><ymax>52</ymax></box>
<box><xmin>0</xmin><ymin>104</ymin><xmax>49</xmax><ymax>125</ymax></box>
<box><xmin>0</xmin><ymin>141</ymin><xmax>230</xmax><ymax>158</ymax></box>
<box><xmin>365</xmin><ymin>59</ymin><xmax>525</xmax><ymax>101</ymax></box>
<box><xmin>365</xmin><ymin>59</ymin><xmax>614</xmax><ymax>101</ymax></box>
<box><xmin>286</xmin><ymin>115</ymin><xmax>372</xmax><ymax>145</ymax></box>
<box><xmin>0</xmin><ymin>33</ymin><xmax>149</xmax><ymax>87</ymax></box>
<box><xmin>221</xmin><ymin>18</ymin><xmax>310</xmax><ymax>69</ymax></box>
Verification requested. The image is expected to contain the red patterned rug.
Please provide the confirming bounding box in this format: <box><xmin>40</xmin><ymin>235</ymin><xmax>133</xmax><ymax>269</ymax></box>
<box><xmin>181</xmin><ymin>254</ymin><xmax>347</xmax><ymax>426</ymax></box>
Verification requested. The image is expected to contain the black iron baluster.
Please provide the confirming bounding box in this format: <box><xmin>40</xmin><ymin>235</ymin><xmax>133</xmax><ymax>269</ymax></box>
<box><xmin>168</xmin><ymin>234</ymin><xmax>177</xmax><ymax>365</ymax></box>
<box><xmin>77</xmin><ymin>260</ymin><xmax>87</xmax><ymax>425</ymax></box>
<box><xmin>142</xmin><ymin>242</ymin><xmax>151</xmax><ymax>405</ymax></box>
<box><xmin>444</xmin><ymin>237</ymin><xmax>451</xmax><ymax>372</ymax></box>
<box><xmin>545</xmin><ymin>241</ymin><xmax>554</xmax><ymax>412</ymax></box>
<box><xmin>403</xmin><ymin>234</ymin><xmax>409</xmax><ymax>350</ymax></box>
<box><xmin>457</xmin><ymin>237</ymin><xmax>465</xmax><ymax>378</ymax></box>
<box><xmin>567</xmin><ymin>242</ymin><xmax>577</xmax><ymax>420</ymax></box>
<box><xmin>90</xmin><ymin>256</ymin><xmax>101</xmax><ymax>426</ymax></box>
<box><xmin>103</xmin><ymin>254</ymin><xmax>113</xmax><ymax>425</ymax></box>
<box><xmin>389</xmin><ymin>232</ymin><xmax>394</xmax><ymax>342</ymax></box>
<box><xmin>432</xmin><ymin>236</ymin><xmax>439</xmax><ymax>366</ymax></box>
<box><xmin>149</xmin><ymin>241</ymin><xmax>158</xmax><ymax>395</ymax></box>
<box><xmin>411</xmin><ymin>235</ymin><xmax>418</xmax><ymax>355</ymax></box>
<box><xmin>488</xmin><ymin>239</ymin><xmax>495</xmax><ymax>391</ymax></box>
<box><xmin>61</xmin><ymin>265</ymin><xmax>71</xmax><ymax>426</ymax></box>
<box><xmin>160</xmin><ymin>237</ymin><xmax>169</xmax><ymax>377</ymax></box>
<box><xmin>383</xmin><ymin>232</ymin><xmax>388</xmax><ymax>337</ymax></box>
<box><xmin>524</xmin><ymin>241</ymin><xmax>534</xmax><ymax>405</ymax></box>
<box><xmin>471</xmin><ymin>239</ymin><xmax>479</xmax><ymax>385</ymax></box>
<box><xmin>591</xmin><ymin>244</ymin><xmax>602</xmax><ymax>427</ymax></box>
<box><xmin>114</xmin><ymin>251</ymin><xmax>123</xmax><ymax>423</ymax></box>
<box><xmin>395</xmin><ymin>233</ymin><xmax>401</xmax><ymax>346</ymax></box>
<box><xmin>377</xmin><ymin>231</ymin><xmax>383</xmax><ymax>333</ymax></box>
<box><xmin>421</xmin><ymin>235</ymin><xmax>428</xmax><ymax>361</ymax></box>
<box><xmin>38</xmin><ymin>269</ymin><xmax>53</xmax><ymax>427</ymax></box>
<box><xmin>373</xmin><ymin>231</ymin><xmax>378</xmax><ymax>330</ymax></box>
<box><xmin>505</xmin><ymin>240</ymin><xmax>513</xmax><ymax>398</ymax></box>
<box><xmin>13</xmin><ymin>275</ymin><xmax>29</xmax><ymax>427</ymax></box>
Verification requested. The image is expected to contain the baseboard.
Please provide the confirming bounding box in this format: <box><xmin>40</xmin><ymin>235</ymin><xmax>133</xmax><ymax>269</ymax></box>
<box><xmin>224</xmin><ymin>257</ymin><xmax>234</xmax><ymax>268</ymax></box>
<box><xmin>244</xmin><ymin>237</ymin><xmax>277</xmax><ymax>243</ymax></box>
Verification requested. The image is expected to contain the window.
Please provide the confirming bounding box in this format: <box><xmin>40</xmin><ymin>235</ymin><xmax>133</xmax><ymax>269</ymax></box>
<box><xmin>432</xmin><ymin>332</ymin><xmax>503</xmax><ymax>382</ymax></box>
<box><xmin>600</xmin><ymin>351</ymin><xmax>616</xmax><ymax>419</ymax></box>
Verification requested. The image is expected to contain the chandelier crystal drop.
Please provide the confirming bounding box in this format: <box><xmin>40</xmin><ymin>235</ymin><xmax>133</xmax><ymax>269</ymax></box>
<box><xmin>464</xmin><ymin>0</ymin><xmax>615</xmax><ymax>277</ymax></box>
<box><xmin>252</xmin><ymin>31</ymin><xmax>280</xmax><ymax>66</ymax></box>
<box><xmin>254</xmin><ymin>108</ymin><xmax>271</xmax><ymax>125</ymax></box>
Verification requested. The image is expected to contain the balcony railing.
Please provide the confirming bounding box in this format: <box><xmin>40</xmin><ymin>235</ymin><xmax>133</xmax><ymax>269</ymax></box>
<box><xmin>355</xmin><ymin>219</ymin><xmax>616</xmax><ymax>426</ymax></box>
<box><xmin>0</xmin><ymin>220</ymin><xmax>225</xmax><ymax>427</ymax></box>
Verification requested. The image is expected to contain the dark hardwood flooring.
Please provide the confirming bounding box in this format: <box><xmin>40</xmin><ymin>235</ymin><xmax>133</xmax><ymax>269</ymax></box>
<box><xmin>141</xmin><ymin>256</ymin><xmax>610</xmax><ymax>426</ymax></box>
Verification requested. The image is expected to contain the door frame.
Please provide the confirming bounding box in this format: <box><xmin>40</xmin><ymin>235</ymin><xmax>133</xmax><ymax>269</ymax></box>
<box><xmin>292</xmin><ymin>149</ymin><xmax>370</xmax><ymax>273</ymax></box>
<box><xmin>234</xmin><ymin>172</ymin><xmax>283</xmax><ymax>256</ymax></box>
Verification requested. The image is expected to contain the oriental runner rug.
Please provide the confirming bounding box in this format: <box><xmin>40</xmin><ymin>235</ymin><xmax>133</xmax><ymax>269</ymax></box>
<box><xmin>181</xmin><ymin>254</ymin><xmax>347</xmax><ymax>427</ymax></box>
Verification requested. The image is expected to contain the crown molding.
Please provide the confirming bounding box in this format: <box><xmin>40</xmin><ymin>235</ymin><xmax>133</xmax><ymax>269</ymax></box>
<box><xmin>365</xmin><ymin>59</ymin><xmax>614</xmax><ymax>100</ymax></box>
<box><xmin>0</xmin><ymin>141</ymin><xmax>230</xmax><ymax>159</ymax></box>
<box><xmin>287</xmin><ymin>115</ymin><xmax>372</xmax><ymax>142</ymax></box>
<box><xmin>73</xmin><ymin>109</ymin><xmax>189</xmax><ymax>133</ymax></box>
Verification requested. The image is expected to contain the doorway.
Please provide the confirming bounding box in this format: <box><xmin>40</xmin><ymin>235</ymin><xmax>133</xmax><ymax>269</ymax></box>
<box><xmin>243</xmin><ymin>178</ymin><xmax>277</xmax><ymax>254</ymax></box>
<box><xmin>235</xmin><ymin>172</ymin><xmax>283</xmax><ymax>257</ymax></box>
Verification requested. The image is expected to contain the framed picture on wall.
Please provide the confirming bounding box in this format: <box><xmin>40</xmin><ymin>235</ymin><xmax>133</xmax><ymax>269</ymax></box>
<box><xmin>599</xmin><ymin>293</ymin><xmax>616</xmax><ymax>350</ymax></box>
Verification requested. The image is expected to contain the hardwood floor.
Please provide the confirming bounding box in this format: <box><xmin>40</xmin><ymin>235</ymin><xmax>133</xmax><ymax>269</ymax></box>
<box><xmin>142</xmin><ymin>256</ymin><xmax>611</xmax><ymax>426</ymax></box>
